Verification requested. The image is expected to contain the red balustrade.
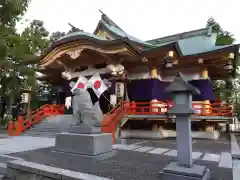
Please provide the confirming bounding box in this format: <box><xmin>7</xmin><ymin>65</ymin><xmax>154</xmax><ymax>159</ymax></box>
<box><xmin>6</xmin><ymin>100</ymin><xmax>235</xmax><ymax>143</ymax></box>
<box><xmin>101</xmin><ymin>101</ymin><xmax>129</xmax><ymax>144</ymax></box>
<box><xmin>8</xmin><ymin>104</ymin><xmax>64</xmax><ymax>136</ymax></box>
<box><xmin>127</xmin><ymin>101</ymin><xmax>168</xmax><ymax>115</ymax></box>
<box><xmin>126</xmin><ymin>101</ymin><xmax>234</xmax><ymax>117</ymax></box>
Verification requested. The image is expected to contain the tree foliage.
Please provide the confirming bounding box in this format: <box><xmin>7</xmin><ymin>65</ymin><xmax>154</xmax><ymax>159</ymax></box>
<box><xmin>0</xmin><ymin>0</ymin><xmax>30</xmax><ymax>27</ymax></box>
<box><xmin>207</xmin><ymin>17</ymin><xmax>235</xmax><ymax>45</ymax></box>
<box><xmin>49</xmin><ymin>31</ymin><xmax>65</xmax><ymax>45</ymax></box>
<box><xmin>206</xmin><ymin>17</ymin><xmax>240</xmax><ymax>108</ymax></box>
<box><xmin>0</xmin><ymin>1</ymin><xmax>52</xmax><ymax>117</ymax></box>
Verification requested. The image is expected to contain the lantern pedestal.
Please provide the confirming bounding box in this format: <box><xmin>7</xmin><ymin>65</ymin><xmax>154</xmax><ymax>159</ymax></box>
<box><xmin>160</xmin><ymin>162</ymin><xmax>210</xmax><ymax>180</ymax></box>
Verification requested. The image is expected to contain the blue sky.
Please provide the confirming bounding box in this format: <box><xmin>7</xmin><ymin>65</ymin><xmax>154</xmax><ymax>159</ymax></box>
<box><xmin>17</xmin><ymin>0</ymin><xmax>239</xmax><ymax>43</ymax></box>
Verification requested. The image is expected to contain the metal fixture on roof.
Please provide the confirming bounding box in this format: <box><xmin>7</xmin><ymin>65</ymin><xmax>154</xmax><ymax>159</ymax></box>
<box><xmin>197</xmin><ymin>58</ymin><xmax>204</xmax><ymax>64</ymax></box>
<box><xmin>165</xmin><ymin>57</ymin><xmax>173</xmax><ymax>68</ymax></box>
<box><xmin>173</xmin><ymin>59</ymin><xmax>179</xmax><ymax>65</ymax></box>
<box><xmin>68</xmin><ymin>23</ymin><xmax>83</xmax><ymax>32</ymax></box>
<box><xmin>142</xmin><ymin>57</ymin><xmax>148</xmax><ymax>63</ymax></box>
<box><xmin>224</xmin><ymin>64</ymin><xmax>233</xmax><ymax>71</ymax></box>
<box><xmin>164</xmin><ymin>51</ymin><xmax>174</xmax><ymax>68</ymax></box>
<box><xmin>67</xmin><ymin>49</ymin><xmax>82</xmax><ymax>59</ymax></box>
<box><xmin>106</xmin><ymin>64</ymin><xmax>125</xmax><ymax>76</ymax></box>
<box><xmin>224</xmin><ymin>60</ymin><xmax>233</xmax><ymax>71</ymax></box>
<box><xmin>228</xmin><ymin>53</ymin><xmax>234</xmax><ymax>59</ymax></box>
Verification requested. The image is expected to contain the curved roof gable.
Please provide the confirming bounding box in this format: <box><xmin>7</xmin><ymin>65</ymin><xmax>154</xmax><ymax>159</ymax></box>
<box><xmin>59</xmin><ymin>31</ymin><xmax>107</xmax><ymax>41</ymax></box>
<box><xmin>94</xmin><ymin>10</ymin><xmax>153</xmax><ymax>48</ymax></box>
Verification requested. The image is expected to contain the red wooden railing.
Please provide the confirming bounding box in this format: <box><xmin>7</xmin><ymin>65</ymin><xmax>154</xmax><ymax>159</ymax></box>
<box><xmin>101</xmin><ymin>101</ymin><xmax>129</xmax><ymax>144</ymax></box>
<box><xmin>127</xmin><ymin>101</ymin><xmax>235</xmax><ymax>117</ymax></box>
<box><xmin>7</xmin><ymin>100</ymin><xmax>235</xmax><ymax>143</ymax></box>
<box><xmin>8</xmin><ymin>104</ymin><xmax>64</xmax><ymax>136</ymax></box>
<box><xmin>103</xmin><ymin>101</ymin><xmax>235</xmax><ymax>143</ymax></box>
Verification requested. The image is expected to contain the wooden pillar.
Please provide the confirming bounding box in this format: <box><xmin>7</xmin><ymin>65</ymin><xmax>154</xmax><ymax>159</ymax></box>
<box><xmin>151</xmin><ymin>67</ymin><xmax>158</xmax><ymax>78</ymax></box>
<box><xmin>201</xmin><ymin>68</ymin><xmax>208</xmax><ymax>79</ymax></box>
<box><xmin>201</xmin><ymin>68</ymin><xmax>213</xmax><ymax>131</ymax></box>
<box><xmin>151</xmin><ymin>66</ymin><xmax>159</xmax><ymax>130</ymax></box>
<box><xmin>225</xmin><ymin>79</ymin><xmax>233</xmax><ymax>133</ymax></box>
<box><xmin>201</xmin><ymin>68</ymin><xmax>210</xmax><ymax>114</ymax></box>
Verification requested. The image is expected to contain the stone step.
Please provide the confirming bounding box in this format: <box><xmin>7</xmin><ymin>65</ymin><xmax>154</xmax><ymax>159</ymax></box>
<box><xmin>27</xmin><ymin>128</ymin><xmax>70</xmax><ymax>131</ymax></box>
<box><xmin>23</xmin><ymin>130</ymin><xmax>64</xmax><ymax>134</ymax></box>
<box><xmin>22</xmin><ymin>115</ymin><xmax>82</xmax><ymax>137</ymax></box>
<box><xmin>22</xmin><ymin>133</ymin><xmax>57</xmax><ymax>137</ymax></box>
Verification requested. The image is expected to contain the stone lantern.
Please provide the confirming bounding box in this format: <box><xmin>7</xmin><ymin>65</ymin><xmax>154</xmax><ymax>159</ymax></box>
<box><xmin>159</xmin><ymin>72</ymin><xmax>210</xmax><ymax>180</ymax></box>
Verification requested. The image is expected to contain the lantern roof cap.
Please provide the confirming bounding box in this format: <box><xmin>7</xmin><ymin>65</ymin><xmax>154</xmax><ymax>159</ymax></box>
<box><xmin>165</xmin><ymin>72</ymin><xmax>200</xmax><ymax>95</ymax></box>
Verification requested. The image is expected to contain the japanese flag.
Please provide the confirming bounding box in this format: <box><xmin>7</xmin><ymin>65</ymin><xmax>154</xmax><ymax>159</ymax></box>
<box><xmin>71</xmin><ymin>75</ymin><xmax>88</xmax><ymax>92</ymax></box>
<box><xmin>88</xmin><ymin>74</ymin><xmax>108</xmax><ymax>98</ymax></box>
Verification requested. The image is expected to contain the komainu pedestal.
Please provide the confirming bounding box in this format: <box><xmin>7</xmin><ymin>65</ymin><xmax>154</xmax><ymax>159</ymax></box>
<box><xmin>53</xmin><ymin>125</ymin><xmax>116</xmax><ymax>161</ymax></box>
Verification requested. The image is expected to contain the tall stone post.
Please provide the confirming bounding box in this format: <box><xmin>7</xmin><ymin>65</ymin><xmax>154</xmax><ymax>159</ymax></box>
<box><xmin>159</xmin><ymin>72</ymin><xmax>210</xmax><ymax>180</ymax></box>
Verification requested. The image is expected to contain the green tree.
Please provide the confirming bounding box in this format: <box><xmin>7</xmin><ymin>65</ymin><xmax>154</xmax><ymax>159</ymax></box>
<box><xmin>206</xmin><ymin>17</ymin><xmax>240</xmax><ymax>109</ymax></box>
<box><xmin>49</xmin><ymin>31</ymin><xmax>66</xmax><ymax>45</ymax></box>
<box><xmin>0</xmin><ymin>19</ymin><xmax>50</xmax><ymax>114</ymax></box>
<box><xmin>0</xmin><ymin>0</ymin><xmax>52</xmax><ymax>119</ymax></box>
<box><xmin>206</xmin><ymin>17</ymin><xmax>235</xmax><ymax>45</ymax></box>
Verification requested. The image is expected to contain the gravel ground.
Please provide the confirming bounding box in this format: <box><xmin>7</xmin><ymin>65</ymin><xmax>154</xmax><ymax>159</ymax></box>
<box><xmin>10</xmin><ymin>147</ymin><xmax>232</xmax><ymax>180</ymax></box>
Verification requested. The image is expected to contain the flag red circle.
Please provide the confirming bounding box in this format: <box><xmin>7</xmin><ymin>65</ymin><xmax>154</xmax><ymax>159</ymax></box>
<box><xmin>94</xmin><ymin>80</ymin><xmax>101</xmax><ymax>89</ymax></box>
<box><xmin>77</xmin><ymin>83</ymin><xmax>85</xmax><ymax>89</ymax></box>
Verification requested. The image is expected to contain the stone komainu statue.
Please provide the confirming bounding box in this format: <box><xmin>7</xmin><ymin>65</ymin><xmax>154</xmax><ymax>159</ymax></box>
<box><xmin>72</xmin><ymin>88</ymin><xmax>103</xmax><ymax>127</ymax></box>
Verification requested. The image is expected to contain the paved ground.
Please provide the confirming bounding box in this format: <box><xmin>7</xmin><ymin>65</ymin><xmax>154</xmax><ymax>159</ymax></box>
<box><xmin>9</xmin><ymin>147</ymin><xmax>231</xmax><ymax>180</ymax></box>
<box><xmin>233</xmin><ymin>132</ymin><xmax>240</xmax><ymax>144</ymax></box>
<box><xmin>0</xmin><ymin>136</ymin><xmax>54</xmax><ymax>154</ymax></box>
<box><xmin>0</xmin><ymin>133</ymin><xmax>227</xmax><ymax>180</ymax></box>
<box><xmin>125</xmin><ymin>133</ymin><xmax>231</xmax><ymax>153</ymax></box>
<box><xmin>0</xmin><ymin>132</ymin><xmax>233</xmax><ymax>179</ymax></box>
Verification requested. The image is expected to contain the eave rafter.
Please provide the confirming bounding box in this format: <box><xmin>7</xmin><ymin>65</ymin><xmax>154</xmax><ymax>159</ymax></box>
<box><xmin>39</xmin><ymin>42</ymin><xmax>139</xmax><ymax>68</ymax></box>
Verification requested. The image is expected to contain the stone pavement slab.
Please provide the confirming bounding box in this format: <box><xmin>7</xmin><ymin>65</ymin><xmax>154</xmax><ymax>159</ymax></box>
<box><xmin>231</xmin><ymin>134</ymin><xmax>240</xmax><ymax>158</ymax></box>
<box><xmin>0</xmin><ymin>136</ymin><xmax>54</xmax><ymax>154</ymax></box>
<box><xmin>9</xmin><ymin>147</ymin><xmax>232</xmax><ymax>180</ymax></box>
<box><xmin>140</xmin><ymin>133</ymin><xmax>231</xmax><ymax>154</ymax></box>
<box><xmin>218</xmin><ymin>152</ymin><xmax>232</xmax><ymax>169</ymax></box>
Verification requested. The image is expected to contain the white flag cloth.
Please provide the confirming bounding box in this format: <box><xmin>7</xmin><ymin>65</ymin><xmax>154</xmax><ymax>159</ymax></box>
<box><xmin>88</xmin><ymin>74</ymin><xmax>107</xmax><ymax>98</ymax></box>
<box><xmin>65</xmin><ymin>96</ymin><xmax>72</xmax><ymax>109</ymax></box>
<box><xmin>71</xmin><ymin>75</ymin><xmax>88</xmax><ymax>92</ymax></box>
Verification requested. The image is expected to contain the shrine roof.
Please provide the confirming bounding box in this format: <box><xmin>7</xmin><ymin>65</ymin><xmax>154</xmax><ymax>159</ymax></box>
<box><xmin>59</xmin><ymin>31</ymin><xmax>107</xmax><ymax>41</ymax></box>
<box><xmin>95</xmin><ymin>18</ymin><xmax>153</xmax><ymax>47</ymax></box>
<box><xmin>56</xmin><ymin>11</ymin><xmax>238</xmax><ymax>58</ymax></box>
<box><xmin>143</xmin><ymin>27</ymin><xmax>220</xmax><ymax>56</ymax></box>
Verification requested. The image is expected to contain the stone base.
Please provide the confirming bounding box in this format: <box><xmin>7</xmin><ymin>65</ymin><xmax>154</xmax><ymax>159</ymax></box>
<box><xmin>68</xmin><ymin>125</ymin><xmax>101</xmax><ymax>134</ymax></box>
<box><xmin>159</xmin><ymin>162</ymin><xmax>211</xmax><ymax>180</ymax></box>
<box><xmin>52</xmin><ymin>149</ymin><xmax>116</xmax><ymax>162</ymax></box>
<box><xmin>54</xmin><ymin>132</ymin><xmax>116</xmax><ymax>161</ymax></box>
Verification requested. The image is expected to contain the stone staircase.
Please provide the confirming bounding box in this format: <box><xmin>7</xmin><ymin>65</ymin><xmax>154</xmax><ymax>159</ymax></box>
<box><xmin>22</xmin><ymin>115</ymin><xmax>76</xmax><ymax>137</ymax></box>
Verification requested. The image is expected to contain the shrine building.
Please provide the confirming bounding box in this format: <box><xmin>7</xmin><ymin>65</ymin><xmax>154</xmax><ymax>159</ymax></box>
<box><xmin>36</xmin><ymin>11</ymin><xmax>239</xmax><ymax>136</ymax></box>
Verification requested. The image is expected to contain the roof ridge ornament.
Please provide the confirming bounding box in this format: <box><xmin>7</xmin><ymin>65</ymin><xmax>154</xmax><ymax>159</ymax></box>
<box><xmin>98</xmin><ymin>9</ymin><xmax>125</xmax><ymax>33</ymax></box>
<box><xmin>68</xmin><ymin>23</ymin><xmax>83</xmax><ymax>33</ymax></box>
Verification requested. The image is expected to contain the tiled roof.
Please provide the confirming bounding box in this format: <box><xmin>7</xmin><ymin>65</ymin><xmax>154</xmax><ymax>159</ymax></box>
<box><xmin>57</xmin><ymin>12</ymin><xmax>238</xmax><ymax>58</ymax></box>
<box><xmin>59</xmin><ymin>31</ymin><xmax>107</xmax><ymax>41</ymax></box>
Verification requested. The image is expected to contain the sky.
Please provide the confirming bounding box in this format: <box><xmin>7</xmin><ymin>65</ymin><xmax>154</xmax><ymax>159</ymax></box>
<box><xmin>17</xmin><ymin>0</ymin><xmax>240</xmax><ymax>43</ymax></box>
